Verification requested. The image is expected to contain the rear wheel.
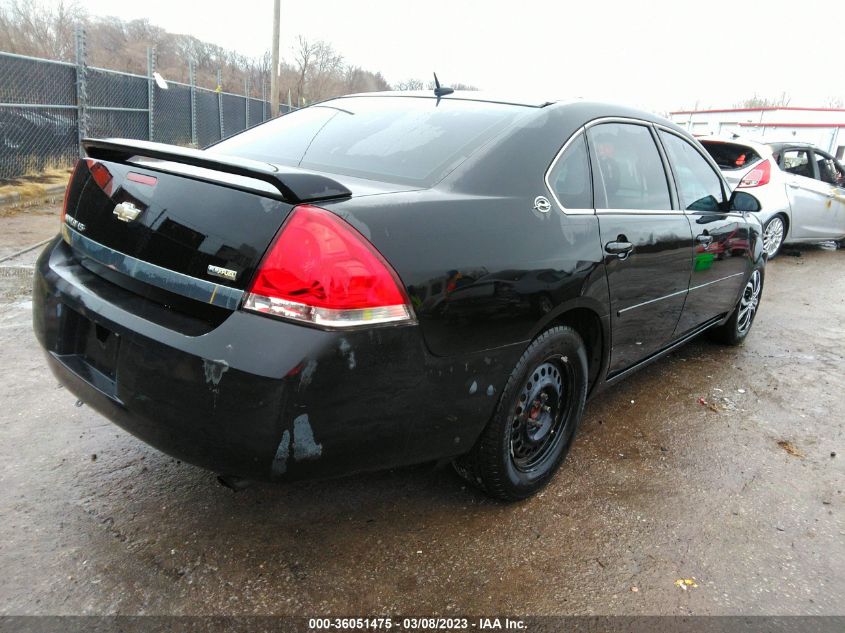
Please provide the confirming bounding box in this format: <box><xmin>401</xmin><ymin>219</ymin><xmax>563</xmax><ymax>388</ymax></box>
<box><xmin>762</xmin><ymin>215</ymin><xmax>786</xmax><ymax>258</ymax></box>
<box><xmin>708</xmin><ymin>268</ymin><xmax>763</xmax><ymax>346</ymax></box>
<box><xmin>454</xmin><ymin>326</ymin><xmax>588</xmax><ymax>501</ymax></box>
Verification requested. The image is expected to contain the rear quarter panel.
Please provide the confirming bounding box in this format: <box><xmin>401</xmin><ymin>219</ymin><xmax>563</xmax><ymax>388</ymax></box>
<box><xmin>322</xmin><ymin>104</ymin><xmax>611</xmax><ymax>360</ymax></box>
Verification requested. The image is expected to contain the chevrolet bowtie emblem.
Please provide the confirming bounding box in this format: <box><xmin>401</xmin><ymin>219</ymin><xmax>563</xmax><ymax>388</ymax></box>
<box><xmin>113</xmin><ymin>201</ymin><xmax>142</xmax><ymax>222</ymax></box>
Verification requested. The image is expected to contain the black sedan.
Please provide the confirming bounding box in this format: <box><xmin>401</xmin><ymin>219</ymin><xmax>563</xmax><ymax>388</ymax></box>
<box><xmin>32</xmin><ymin>91</ymin><xmax>766</xmax><ymax>500</ymax></box>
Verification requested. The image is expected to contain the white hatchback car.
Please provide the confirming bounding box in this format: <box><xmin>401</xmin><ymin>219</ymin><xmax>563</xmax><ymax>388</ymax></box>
<box><xmin>700</xmin><ymin>136</ymin><xmax>845</xmax><ymax>257</ymax></box>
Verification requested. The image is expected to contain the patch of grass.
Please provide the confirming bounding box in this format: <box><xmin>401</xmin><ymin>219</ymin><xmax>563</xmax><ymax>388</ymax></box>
<box><xmin>0</xmin><ymin>164</ymin><xmax>71</xmax><ymax>210</ymax></box>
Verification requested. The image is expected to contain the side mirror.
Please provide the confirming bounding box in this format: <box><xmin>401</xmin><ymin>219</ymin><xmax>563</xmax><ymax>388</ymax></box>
<box><xmin>729</xmin><ymin>190</ymin><xmax>761</xmax><ymax>213</ymax></box>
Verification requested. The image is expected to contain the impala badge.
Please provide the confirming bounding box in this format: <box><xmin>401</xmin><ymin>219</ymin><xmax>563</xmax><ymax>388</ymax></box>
<box><xmin>207</xmin><ymin>265</ymin><xmax>238</xmax><ymax>281</ymax></box>
<box><xmin>113</xmin><ymin>201</ymin><xmax>142</xmax><ymax>222</ymax></box>
<box><xmin>533</xmin><ymin>196</ymin><xmax>551</xmax><ymax>213</ymax></box>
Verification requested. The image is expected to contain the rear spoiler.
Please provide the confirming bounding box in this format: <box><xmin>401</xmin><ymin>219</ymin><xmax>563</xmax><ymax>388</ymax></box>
<box><xmin>81</xmin><ymin>138</ymin><xmax>352</xmax><ymax>203</ymax></box>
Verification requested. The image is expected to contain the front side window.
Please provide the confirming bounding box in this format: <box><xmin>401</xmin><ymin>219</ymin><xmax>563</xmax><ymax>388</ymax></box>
<box><xmin>814</xmin><ymin>152</ymin><xmax>845</xmax><ymax>187</ymax></box>
<box><xmin>587</xmin><ymin>123</ymin><xmax>671</xmax><ymax>211</ymax></box>
<box><xmin>660</xmin><ymin>131</ymin><xmax>725</xmax><ymax>212</ymax></box>
<box><xmin>781</xmin><ymin>149</ymin><xmax>813</xmax><ymax>178</ymax></box>
<box><xmin>548</xmin><ymin>132</ymin><xmax>592</xmax><ymax>209</ymax></box>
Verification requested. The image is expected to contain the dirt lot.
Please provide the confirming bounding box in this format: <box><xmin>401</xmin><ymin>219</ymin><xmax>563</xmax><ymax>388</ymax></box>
<box><xmin>0</xmin><ymin>204</ymin><xmax>843</xmax><ymax>616</ymax></box>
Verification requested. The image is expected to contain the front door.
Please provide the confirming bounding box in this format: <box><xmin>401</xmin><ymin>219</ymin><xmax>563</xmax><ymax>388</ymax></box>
<box><xmin>781</xmin><ymin>147</ymin><xmax>843</xmax><ymax>239</ymax></box>
<box><xmin>808</xmin><ymin>150</ymin><xmax>845</xmax><ymax>239</ymax></box>
<box><xmin>657</xmin><ymin>129</ymin><xmax>751</xmax><ymax>334</ymax></box>
<box><xmin>587</xmin><ymin>121</ymin><xmax>693</xmax><ymax>375</ymax></box>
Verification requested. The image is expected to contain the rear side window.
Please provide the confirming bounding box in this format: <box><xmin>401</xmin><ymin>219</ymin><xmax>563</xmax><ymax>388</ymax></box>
<box><xmin>210</xmin><ymin>97</ymin><xmax>529</xmax><ymax>186</ymax></box>
<box><xmin>700</xmin><ymin>141</ymin><xmax>762</xmax><ymax>170</ymax></box>
<box><xmin>587</xmin><ymin>123</ymin><xmax>671</xmax><ymax>211</ymax></box>
<box><xmin>814</xmin><ymin>152</ymin><xmax>845</xmax><ymax>187</ymax></box>
<box><xmin>660</xmin><ymin>132</ymin><xmax>725</xmax><ymax>212</ymax></box>
<box><xmin>548</xmin><ymin>132</ymin><xmax>592</xmax><ymax>209</ymax></box>
<box><xmin>781</xmin><ymin>149</ymin><xmax>812</xmax><ymax>178</ymax></box>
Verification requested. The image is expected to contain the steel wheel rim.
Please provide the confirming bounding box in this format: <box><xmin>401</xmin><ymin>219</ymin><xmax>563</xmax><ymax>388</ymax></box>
<box><xmin>737</xmin><ymin>269</ymin><xmax>761</xmax><ymax>335</ymax></box>
<box><xmin>763</xmin><ymin>217</ymin><xmax>784</xmax><ymax>257</ymax></box>
<box><xmin>509</xmin><ymin>358</ymin><xmax>572</xmax><ymax>472</ymax></box>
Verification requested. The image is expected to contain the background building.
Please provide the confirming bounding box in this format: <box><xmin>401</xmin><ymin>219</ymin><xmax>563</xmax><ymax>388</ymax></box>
<box><xmin>669</xmin><ymin>107</ymin><xmax>845</xmax><ymax>159</ymax></box>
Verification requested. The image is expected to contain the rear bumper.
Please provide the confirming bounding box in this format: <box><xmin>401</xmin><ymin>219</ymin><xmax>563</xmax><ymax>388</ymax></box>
<box><xmin>33</xmin><ymin>238</ymin><xmax>519</xmax><ymax>481</ymax></box>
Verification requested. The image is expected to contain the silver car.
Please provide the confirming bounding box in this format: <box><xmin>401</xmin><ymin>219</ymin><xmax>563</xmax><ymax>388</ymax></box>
<box><xmin>700</xmin><ymin>136</ymin><xmax>845</xmax><ymax>257</ymax></box>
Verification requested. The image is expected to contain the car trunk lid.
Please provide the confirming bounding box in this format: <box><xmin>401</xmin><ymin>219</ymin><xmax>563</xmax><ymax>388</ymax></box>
<box><xmin>63</xmin><ymin>139</ymin><xmax>365</xmax><ymax>300</ymax></box>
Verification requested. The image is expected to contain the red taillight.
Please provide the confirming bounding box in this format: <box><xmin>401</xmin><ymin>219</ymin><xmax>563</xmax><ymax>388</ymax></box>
<box><xmin>85</xmin><ymin>158</ymin><xmax>113</xmax><ymax>192</ymax></box>
<box><xmin>243</xmin><ymin>204</ymin><xmax>414</xmax><ymax>328</ymax></box>
<box><xmin>738</xmin><ymin>159</ymin><xmax>771</xmax><ymax>188</ymax></box>
<box><xmin>61</xmin><ymin>159</ymin><xmax>83</xmax><ymax>228</ymax></box>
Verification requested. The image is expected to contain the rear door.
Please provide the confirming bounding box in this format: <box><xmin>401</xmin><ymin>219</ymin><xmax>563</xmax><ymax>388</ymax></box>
<box><xmin>658</xmin><ymin>129</ymin><xmax>751</xmax><ymax>334</ymax></box>
<box><xmin>586</xmin><ymin>120</ymin><xmax>693</xmax><ymax>375</ymax></box>
<box><xmin>780</xmin><ymin>147</ymin><xmax>838</xmax><ymax>239</ymax></box>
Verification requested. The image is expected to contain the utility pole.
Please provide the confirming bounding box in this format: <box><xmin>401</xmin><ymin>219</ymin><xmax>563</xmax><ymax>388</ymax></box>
<box><xmin>270</xmin><ymin>0</ymin><xmax>280</xmax><ymax>117</ymax></box>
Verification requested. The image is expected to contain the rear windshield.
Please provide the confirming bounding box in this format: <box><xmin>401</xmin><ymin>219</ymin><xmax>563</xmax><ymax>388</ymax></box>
<box><xmin>210</xmin><ymin>96</ymin><xmax>530</xmax><ymax>187</ymax></box>
<box><xmin>700</xmin><ymin>141</ymin><xmax>763</xmax><ymax>171</ymax></box>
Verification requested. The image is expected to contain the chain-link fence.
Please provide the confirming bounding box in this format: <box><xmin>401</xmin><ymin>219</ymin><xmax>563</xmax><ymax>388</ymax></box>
<box><xmin>0</xmin><ymin>28</ymin><xmax>293</xmax><ymax>182</ymax></box>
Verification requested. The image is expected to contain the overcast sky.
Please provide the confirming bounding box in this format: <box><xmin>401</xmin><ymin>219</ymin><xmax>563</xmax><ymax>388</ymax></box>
<box><xmin>78</xmin><ymin>0</ymin><xmax>839</xmax><ymax>113</ymax></box>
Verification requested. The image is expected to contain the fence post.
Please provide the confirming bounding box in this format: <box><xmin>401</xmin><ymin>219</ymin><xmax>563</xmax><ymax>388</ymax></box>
<box><xmin>74</xmin><ymin>25</ymin><xmax>88</xmax><ymax>156</ymax></box>
<box><xmin>189</xmin><ymin>60</ymin><xmax>197</xmax><ymax>147</ymax></box>
<box><xmin>244</xmin><ymin>77</ymin><xmax>250</xmax><ymax>129</ymax></box>
<box><xmin>261</xmin><ymin>80</ymin><xmax>266</xmax><ymax>122</ymax></box>
<box><xmin>217</xmin><ymin>68</ymin><xmax>224</xmax><ymax>140</ymax></box>
<box><xmin>147</xmin><ymin>47</ymin><xmax>156</xmax><ymax>141</ymax></box>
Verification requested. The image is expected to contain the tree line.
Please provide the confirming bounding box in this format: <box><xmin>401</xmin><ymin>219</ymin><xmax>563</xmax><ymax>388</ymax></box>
<box><xmin>0</xmin><ymin>0</ymin><xmax>476</xmax><ymax>104</ymax></box>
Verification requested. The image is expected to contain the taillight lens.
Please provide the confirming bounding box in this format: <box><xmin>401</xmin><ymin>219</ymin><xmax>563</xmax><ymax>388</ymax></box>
<box><xmin>243</xmin><ymin>204</ymin><xmax>414</xmax><ymax>328</ymax></box>
<box><xmin>60</xmin><ymin>159</ymin><xmax>82</xmax><ymax>227</ymax></box>
<box><xmin>738</xmin><ymin>159</ymin><xmax>771</xmax><ymax>188</ymax></box>
<box><xmin>85</xmin><ymin>158</ymin><xmax>113</xmax><ymax>192</ymax></box>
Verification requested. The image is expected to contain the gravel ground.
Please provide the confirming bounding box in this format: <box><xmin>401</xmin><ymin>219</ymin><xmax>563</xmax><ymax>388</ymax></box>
<box><xmin>0</xmin><ymin>204</ymin><xmax>843</xmax><ymax>616</ymax></box>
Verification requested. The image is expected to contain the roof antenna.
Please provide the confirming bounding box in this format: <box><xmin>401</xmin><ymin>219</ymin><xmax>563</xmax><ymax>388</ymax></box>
<box><xmin>433</xmin><ymin>73</ymin><xmax>453</xmax><ymax>102</ymax></box>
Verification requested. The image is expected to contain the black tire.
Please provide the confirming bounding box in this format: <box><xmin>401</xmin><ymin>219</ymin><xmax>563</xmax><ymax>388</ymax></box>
<box><xmin>454</xmin><ymin>326</ymin><xmax>588</xmax><ymax>501</ymax></box>
<box><xmin>708</xmin><ymin>268</ymin><xmax>764</xmax><ymax>346</ymax></box>
<box><xmin>762</xmin><ymin>215</ymin><xmax>786</xmax><ymax>259</ymax></box>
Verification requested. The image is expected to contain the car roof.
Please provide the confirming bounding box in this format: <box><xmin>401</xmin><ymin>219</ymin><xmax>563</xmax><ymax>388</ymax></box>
<box><xmin>328</xmin><ymin>92</ymin><xmax>681</xmax><ymax>132</ymax></box>
<box><xmin>336</xmin><ymin>90</ymin><xmax>560</xmax><ymax>108</ymax></box>
<box><xmin>767</xmin><ymin>141</ymin><xmax>822</xmax><ymax>154</ymax></box>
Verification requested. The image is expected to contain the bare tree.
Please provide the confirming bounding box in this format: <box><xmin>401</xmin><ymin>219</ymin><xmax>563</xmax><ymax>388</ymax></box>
<box><xmin>0</xmin><ymin>4</ymin><xmax>463</xmax><ymax>105</ymax></box>
<box><xmin>0</xmin><ymin>0</ymin><xmax>86</xmax><ymax>60</ymax></box>
<box><xmin>395</xmin><ymin>78</ymin><xmax>424</xmax><ymax>91</ymax></box>
<box><xmin>293</xmin><ymin>36</ymin><xmax>314</xmax><ymax>106</ymax></box>
<box><xmin>825</xmin><ymin>95</ymin><xmax>844</xmax><ymax>109</ymax></box>
<box><xmin>734</xmin><ymin>92</ymin><xmax>791</xmax><ymax>109</ymax></box>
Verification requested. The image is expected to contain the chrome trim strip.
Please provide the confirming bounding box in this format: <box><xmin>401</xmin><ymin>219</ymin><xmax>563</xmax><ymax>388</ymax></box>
<box><xmin>544</xmin><ymin>129</ymin><xmax>594</xmax><ymax>216</ymax></box>
<box><xmin>596</xmin><ymin>208</ymin><xmax>684</xmax><ymax>216</ymax></box>
<box><xmin>652</xmin><ymin>122</ymin><xmax>735</xmax><ymax>213</ymax></box>
<box><xmin>584</xmin><ymin>116</ymin><xmax>655</xmax><ymax>129</ymax></box>
<box><xmin>62</xmin><ymin>226</ymin><xmax>244</xmax><ymax>310</ymax></box>
<box><xmin>689</xmin><ymin>272</ymin><xmax>745</xmax><ymax>292</ymax></box>
<box><xmin>617</xmin><ymin>271</ymin><xmax>745</xmax><ymax>316</ymax></box>
<box><xmin>618</xmin><ymin>288</ymin><xmax>688</xmax><ymax>315</ymax></box>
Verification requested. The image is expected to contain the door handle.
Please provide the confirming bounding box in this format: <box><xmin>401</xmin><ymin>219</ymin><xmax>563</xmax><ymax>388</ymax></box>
<box><xmin>788</xmin><ymin>182</ymin><xmax>799</xmax><ymax>189</ymax></box>
<box><xmin>696</xmin><ymin>233</ymin><xmax>714</xmax><ymax>246</ymax></box>
<box><xmin>605</xmin><ymin>240</ymin><xmax>634</xmax><ymax>259</ymax></box>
